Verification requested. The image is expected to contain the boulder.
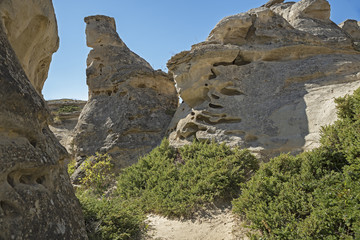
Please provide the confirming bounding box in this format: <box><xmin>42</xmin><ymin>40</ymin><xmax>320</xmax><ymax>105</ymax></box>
<box><xmin>167</xmin><ymin>0</ymin><xmax>360</xmax><ymax>158</ymax></box>
<box><xmin>0</xmin><ymin>0</ymin><xmax>59</xmax><ymax>94</ymax></box>
<box><xmin>0</xmin><ymin>22</ymin><xmax>87</xmax><ymax>239</ymax></box>
<box><xmin>72</xmin><ymin>16</ymin><xmax>177</xmax><ymax>175</ymax></box>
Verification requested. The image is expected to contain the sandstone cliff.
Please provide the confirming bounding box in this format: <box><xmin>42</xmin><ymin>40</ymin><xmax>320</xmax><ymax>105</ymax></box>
<box><xmin>72</xmin><ymin>16</ymin><xmax>177</xmax><ymax>174</ymax></box>
<box><xmin>0</xmin><ymin>0</ymin><xmax>59</xmax><ymax>94</ymax></box>
<box><xmin>167</xmin><ymin>0</ymin><xmax>360</xmax><ymax>158</ymax></box>
<box><xmin>47</xmin><ymin>99</ymin><xmax>86</xmax><ymax>153</ymax></box>
<box><xmin>0</xmin><ymin>21</ymin><xmax>87</xmax><ymax>240</ymax></box>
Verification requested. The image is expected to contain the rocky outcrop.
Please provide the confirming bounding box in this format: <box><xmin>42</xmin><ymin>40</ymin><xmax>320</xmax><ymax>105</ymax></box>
<box><xmin>47</xmin><ymin>99</ymin><xmax>86</xmax><ymax>153</ymax></box>
<box><xmin>0</xmin><ymin>21</ymin><xmax>87</xmax><ymax>240</ymax></box>
<box><xmin>72</xmin><ymin>15</ymin><xmax>177</xmax><ymax>173</ymax></box>
<box><xmin>0</xmin><ymin>0</ymin><xmax>59</xmax><ymax>94</ymax></box>
<box><xmin>262</xmin><ymin>0</ymin><xmax>285</xmax><ymax>8</ymax></box>
<box><xmin>167</xmin><ymin>0</ymin><xmax>360</xmax><ymax>157</ymax></box>
<box><xmin>339</xmin><ymin>19</ymin><xmax>360</xmax><ymax>51</ymax></box>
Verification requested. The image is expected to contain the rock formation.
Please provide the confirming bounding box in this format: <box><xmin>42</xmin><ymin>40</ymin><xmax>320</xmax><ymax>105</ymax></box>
<box><xmin>0</xmin><ymin>0</ymin><xmax>59</xmax><ymax>94</ymax></box>
<box><xmin>262</xmin><ymin>0</ymin><xmax>285</xmax><ymax>8</ymax></box>
<box><xmin>47</xmin><ymin>99</ymin><xmax>87</xmax><ymax>153</ymax></box>
<box><xmin>72</xmin><ymin>15</ymin><xmax>177</xmax><ymax>174</ymax></box>
<box><xmin>167</xmin><ymin>0</ymin><xmax>360</xmax><ymax>157</ymax></box>
<box><xmin>0</xmin><ymin>20</ymin><xmax>87</xmax><ymax>240</ymax></box>
<box><xmin>339</xmin><ymin>19</ymin><xmax>360</xmax><ymax>50</ymax></box>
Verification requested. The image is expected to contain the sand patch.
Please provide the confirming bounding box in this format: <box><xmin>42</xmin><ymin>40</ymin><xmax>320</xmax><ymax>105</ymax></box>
<box><xmin>145</xmin><ymin>207</ymin><xmax>250</xmax><ymax>240</ymax></box>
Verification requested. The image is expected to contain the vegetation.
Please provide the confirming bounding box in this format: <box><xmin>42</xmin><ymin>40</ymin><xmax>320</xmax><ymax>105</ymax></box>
<box><xmin>76</xmin><ymin>153</ymin><xmax>145</xmax><ymax>240</ymax></box>
<box><xmin>77</xmin><ymin>190</ymin><xmax>145</xmax><ymax>240</ymax></box>
<box><xmin>67</xmin><ymin>158</ymin><xmax>76</xmax><ymax>176</ymax></box>
<box><xmin>75</xmin><ymin>88</ymin><xmax>360</xmax><ymax>239</ymax></box>
<box><xmin>51</xmin><ymin>104</ymin><xmax>81</xmax><ymax>124</ymax></box>
<box><xmin>76</xmin><ymin>139</ymin><xmax>258</xmax><ymax>239</ymax></box>
<box><xmin>232</xmin><ymin>88</ymin><xmax>360</xmax><ymax>239</ymax></box>
<box><xmin>115</xmin><ymin>139</ymin><xmax>259</xmax><ymax>217</ymax></box>
<box><xmin>57</xmin><ymin>105</ymin><xmax>81</xmax><ymax>113</ymax></box>
<box><xmin>81</xmin><ymin>153</ymin><xmax>115</xmax><ymax>194</ymax></box>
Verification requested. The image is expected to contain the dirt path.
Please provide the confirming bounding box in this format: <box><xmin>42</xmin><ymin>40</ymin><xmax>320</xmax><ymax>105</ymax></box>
<box><xmin>145</xmin><ymin>207</ymin><xmax>250</xmax><ymax>240</ymax></box>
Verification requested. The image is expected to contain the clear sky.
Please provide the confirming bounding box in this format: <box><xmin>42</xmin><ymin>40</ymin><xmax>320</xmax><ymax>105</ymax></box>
<box><xmin>43</xmin><ymin>0</ymin><xmax>360</xmax><ymax>100</ymax></box>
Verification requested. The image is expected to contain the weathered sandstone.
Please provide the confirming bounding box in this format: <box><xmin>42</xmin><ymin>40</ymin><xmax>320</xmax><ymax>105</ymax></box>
<box><xmin>72</xmin><ymin>15</ymin><xmax>177</xmax><ymax>177</ymax></box>
<box><xmin>0</xmin><ymin>0</ymin><xmax>59</xmax><ymax>93</ymax></box>
<box><xmin>47</xmin><ymin>99</ymin><xmax>86</xmax><ymax>153</ymax></box>
<box><xmin>263</xmin><ymin>0</ymin><xmax>285</xmax><ymax>8</ymax></box>
<box><xmin>167</xmin><ymin>0</ymin><xmax>360</xmax><ymax>157</ymax></box>
<box><xmin>339</xmin><ymin>19</ymin><xmax>360</xmax><ymax>51</ymax></box>
<box><xmin>0</xmin><ymin>21</ymin><xmax>87</xmax><ymax>239</ymax></box>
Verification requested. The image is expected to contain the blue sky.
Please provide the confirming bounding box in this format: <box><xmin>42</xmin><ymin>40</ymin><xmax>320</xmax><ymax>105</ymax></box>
<box><xmin>43</xmin><ymin>0</ymin><xmax>360</xmax><ymax>100</ymax></box>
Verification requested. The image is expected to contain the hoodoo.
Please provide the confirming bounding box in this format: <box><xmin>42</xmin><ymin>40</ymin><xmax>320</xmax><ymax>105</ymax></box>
<box><xmin>72</xmin><ymin>15</ymin><xmax>178</xmax><ymax>177</ymax></box>
<box><xmin>167</xmin><ymin>0</ymin><xmax>360</xmax><ymax>158</ymax></box>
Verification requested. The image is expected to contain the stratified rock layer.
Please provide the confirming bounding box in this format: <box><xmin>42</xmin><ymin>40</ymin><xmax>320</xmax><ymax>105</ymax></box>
<box><xmin>167</xmin><ymin>0</ymin><xmax>360</xmax><ymax>157</ymax></box>
<box><xmin>0</xmin><ymin>23</ymin><xmax>87</xmax><ymax>239</ymax></box>
<box><xmin>72</xmin><ymin>16</ymin><xmax>177</xmax><ymax>173</ymax></box>
<box><xmin>0</xmin><ymin>0</ymin><xmax>59</xmax><ymax>94</ymax></box>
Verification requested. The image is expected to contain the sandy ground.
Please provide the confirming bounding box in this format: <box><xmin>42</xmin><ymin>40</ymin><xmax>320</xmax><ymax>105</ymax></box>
<box><xmin>145</xmin><ymin>207</ymin><xmax>251</xmax><ymax>240</ymax></box>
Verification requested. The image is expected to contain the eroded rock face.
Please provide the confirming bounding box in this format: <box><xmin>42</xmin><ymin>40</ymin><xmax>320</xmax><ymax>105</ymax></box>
<box><xmin>339</xmin><ymin>19</ymin><xmax>360</xmax><ymax>51</ymax></box>
<box><xmin>167</xmin><ymin>0</ymin><xmax>360</xmax><ymax>157</ymax></box>
<box><xmin>0</xmin><ymin>23</ymin><xmax>87</xmax><ymax>239</ymax></box>
<box><xmin>47</xmin><ymin>99</ymin><xmax>87</xmax><ymax>154</ymax></box>
<box><xmin>72</xmin><ymin>15</ymin><xmax>177</xmax><ymax>174</ymax></box>
<box><xmin>0</xmin><ymin>0</ymin><xmax>59</xmax><ymax>94</ymax></box>
<box><xmin>339</xmin><ymin>20</ymin><xmax>360</xmax><ymax>40</ymax></box>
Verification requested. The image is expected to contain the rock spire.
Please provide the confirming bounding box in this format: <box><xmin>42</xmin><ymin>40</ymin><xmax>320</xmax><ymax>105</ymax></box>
<box><xmin>72</xmin><ymin>15</ymin><xmax>178</xmax><ymax>178</ymax></box>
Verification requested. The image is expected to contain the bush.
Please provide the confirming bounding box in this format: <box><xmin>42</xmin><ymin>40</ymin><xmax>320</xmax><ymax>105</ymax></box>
<box><xmin>67</xmin><ymin>158</ymin><xmax>76</xmax><ymax>176</ymax></box>
<box><xmin>77</xmin><ymin>190</ymin><xmax>146</xmax><ymax>240</ymax></box>
<box><xmin>233</xmin><ymin>88</ymin><xmax>360</xmax><ymax>239</ymax></box>
<box><xmin>76</xmin><ymin>152</ymin><xmax>145</xmax><ymax>239</ymax></box>
<box><xmin>57</xmin><ymin>105</ymin><xmax>81</xmax><ymax>113</ymax></box>
<box><xmin>81</xmin><ymin>153</ymin><xmax>115</xmax><ymax>194</ymax></box>
<box><xmin>76</xmin><ymin>140</ymin><xmax>258</xmax><ymax>239</ymax></box>
<box><xmin>115</xmin><ymin>139</ymin><xmax>259</xmax><ymax>217</ymax></box>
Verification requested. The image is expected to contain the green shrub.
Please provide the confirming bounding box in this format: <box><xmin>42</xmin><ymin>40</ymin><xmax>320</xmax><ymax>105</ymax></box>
<box><xmin>233</xmin><ymin>88</ymin><xmax>360</xmax><ymax>239</ymax></box>
<box><xmin>57</xmin><ymin>105</ymin><xmax>81</xmax><ymax>113</ymax></box>
<box><xmin>115</xmin><ymin>139</ymin><xmax>259</xmax><ymax>217</ymax></box>
<box><xmin>76</xmin><ymin>153</ymin><xmax>145</xmax><ymax>239</ymax></box>
<box><xmin>77</xmin><ymin>190</ymin><xmax>146</xmax><ymax>240</ymax></box>
<box><xmin>67</xmin><ymin>158</ymin><xmax>76</xmax><ymax>176</ymax></box>
<box><xmin>76</xmin><ymin>140</ymin><xmax>258</xmax><ymax>239</ymax></box>
<box><xmin>81</xmin><ymin>153</ymin><xmax>115</xmax><ymax>194</ymax></box>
